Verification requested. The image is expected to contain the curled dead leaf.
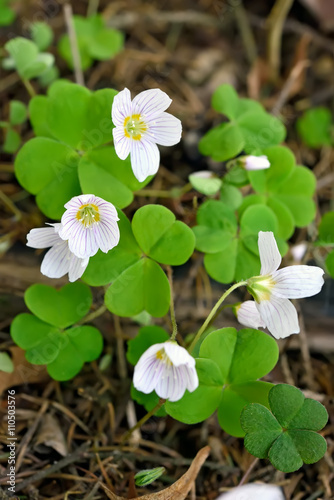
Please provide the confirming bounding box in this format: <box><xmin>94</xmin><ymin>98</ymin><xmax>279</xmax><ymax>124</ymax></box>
<box><xmin>101</xmin><ymin>446</ymin><xmax>210</xmax><ymax>500</ymax></box>
<box><xmin>0</xmin><ymin>346</ymin><xmax>49</xmax><ymax>395</ymax></box>
<box><xmin>34</xmin><ymin>413</ymin><xmax>68</xmax><ymax>457</ymax></box>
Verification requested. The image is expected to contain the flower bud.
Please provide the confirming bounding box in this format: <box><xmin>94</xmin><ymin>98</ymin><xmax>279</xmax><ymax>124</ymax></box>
<box><xmin>135</xmin><ymin>467</ymin><xmax>165</xmax><ymax>486</ymax></box>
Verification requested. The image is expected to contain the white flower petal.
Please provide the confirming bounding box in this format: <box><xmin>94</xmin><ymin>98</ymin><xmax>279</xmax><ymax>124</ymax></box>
<box><xmin>133</xmin><ymin>344</ymin><xmax>165</xmax><ymax>394</ymax></box>
<box><xmin>40</xmin><ymin>239</ymin><xmax>71</xmax><ymax>279</ymax></box>
<box><xmin>68</xmin><ymin>255</ymin><xmax>89</xmax><ymax>282</ymax></box>
<box><xmin>164</xmin><ymin>342</ymin><xmax>195</xmax><ymax>368</ymax></box>
<box><xmin>272</xmin><ymin>265</ymin><xmax>324</xmax><ymax>299</ymax></box>
<box><xmin>137</xmin><ymin>358</ymin><xmax>163</xmax><ymax>395</ymax></box>
<box><xmin>97</xmin><ymin>198</ymin><xmax>119</xmax><ymax>220</ymax></box>
<box><xmin>130</xmin><ymin>138</ymin><xmax>160</xmax><ymax>182</ymax></box>
<box><xmin>148</xmin><ymin>112</ymin><xmax>182</xmax><ymax>146</ymax></box>
<box><xmin>63</xmin><ymin>194</ymin><xmax>89</xmax><ymax>211</ymax></box>
<box><xmin>132</xmin><ymin>89</ymin><xmax>172</xmax><ymax>120</ymax></box>
<box><xmin>155</xmin><ymin>364</ymin><xmax>186</xmax><ymax>402</ymax></box>
<box><xmin>185</xmin><ymin>365</ymin><xmax>199</xmax><ymax>393</ymax></box>
<box><xmin>112</xmin><ymin>127</ymin><xmax>131</xmax><ymax>160</ymax></box>
<box><xmin>256</xmin><ymin>296</ymin><xmax>299</xmax><ymax>339</ymax></box>
<box><xmin>216</xmin><ymin>483</ymin><xmax>285</xmax><ymax>500</ymax></box>
<box><xmin>111</xmin><ymin>87</ymin><xmax>132</xmax><ymax>127</ymax></box>
<box><xmin>258</xmin><ymin>231</ymin><xmax>282</xmax><ymax>275</ymax></box>
<box><xmin>94</xmin><ymin>219</ymin><xmax>120</xmax><ymax>254</ymax></box>
<box><xmin>244</xmin><ymin>155</ymin><xmax>270</xmax><ymax>171</ymax></box>
<box><xmin>26</xmin><ymin>226</ymin><xmax>60</xmax><ymax>249</ymax></box>
<box><xmin>51</xmin><ymin>223</ymin><xmax>62</xmax><ymax>232</ymax></box>
<box><xmin>236</xmin><ymin>301</ymin><xmax>267</xmax><ymax>329</ymax></box>
<box><xmin>68</xmin><ymin>223</ymin><xmax>99</xmax><ymax>259</ymax></box>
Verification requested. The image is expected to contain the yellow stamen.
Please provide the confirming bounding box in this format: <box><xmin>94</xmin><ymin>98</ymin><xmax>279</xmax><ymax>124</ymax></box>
<box><xmin>76</xmin><ymin>203</ymin><xmax>100</xmax><ymax>227</ymax></box>
<box><xmin>156</xmin><ymin>349</ymin><xmax>173</xmax><ymax>366</ymax></box>
<box><xmin>124</xmin><ymin>114</ymin><xmax>148</xmax><ymax>141</ymax></box>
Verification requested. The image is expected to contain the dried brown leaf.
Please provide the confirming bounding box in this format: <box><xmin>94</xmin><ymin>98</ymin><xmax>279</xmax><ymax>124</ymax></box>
<box><xmin>100</xmin><ymin>446</ymin><xmax>210</xmax><ymax>500</ymax></box>
<box><xmin>0</xmin><ymin>346</ymin><xmax>49</xmax><ymax>395</ymax></box>
<box><xmin>299</xmin><ymin>0</ymin><xmax>334</xmax><ymax>30</ymax></box>
<box><xmin>34</xmin><ymin>413</ymin><xmax>68</xmax><ymax>457</ymax></box>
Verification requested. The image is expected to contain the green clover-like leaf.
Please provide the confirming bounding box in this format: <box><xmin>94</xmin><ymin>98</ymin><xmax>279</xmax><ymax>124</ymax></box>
<box><xmin>11</xmin><ymin>315</ymin><xmax>103</xmax><ymax>381</ymax></box>
<box><xmin>9</xmin><ymin>100</ymin><xmax>27</xmax><ymax>126</ymax></box>
<box><xmin>104</xmin><ymin>258</ymin><xmax>170</xmax><ymax>318</ymax></box>
<box><xmin>58</xmin><ymin>14</ymin><xmax>123</xmax><ymax>70</ymax></box>
<box><xmin>132</xmin><ymin>205</ymin><xmax>195</xmax><ymax>266</ymax></box>
<box><xmin>318</xmin><ymin>212</ymin><xmax>334</xmax><ymax>246</ymax></box>
<box><xmin>11</xmin><ymin>282</ymin><xmax>103</xmax><ymax>381</ymax></box>
<box><xmin>296</xmin><ymin>107</ymin><xmax>332</xmax><ymax>148</ymax></box>
<box><xmin>197</xmin><ymin>201</ymin><xmax>286</xmax><ymax>284</ymax></box>
<box><xmin>30</xmin><ymin>21</ymin><xmax>54</xmax><ymax>51</ymax></box>
<box><xmin>325</xmin><ymin>250</ymin><xmax>334</xmax><ymax>278</ymax></box>
<box><xmin>192</xmin><ymin>199</ymin><xmax>237</xmax><ymax>254</ymax></box>
<box><xmin>3</xmin><ymin>128</ymin><xmax>21</xmax><ymax>153</ymax></box>
<box><xmin>4</xmin><ymin>37</ymin><xmax>54</xmax><ymax>79</ymax></box>
<box><xmin>243</xmin><ymin>145</ymin><xmax>316</xmax><ymax>234</ymax></box>
<box><xmin>199</xmin><ymin>84</ymin><xmax>286</xmax><ymax>162</ymax></box>
<box><xmin>0</xmin><ymin>352</ymin><xmax>14</xmax><ymax>373</ymax></box>
<box><xmin>0</xmin><ymin>0</ymin><xmax>16</xmax><ymax>26</ymax></box>
<box><xmin>24</xmin><ymin>282</ymin><xmax>92</xmax><ymax>329</ymax></box>
<box><xmin>189</xmin><ymin>172</ymin><xmax>222</xmax><ymax>196</ymax></box>
<box><xmin>241</xmin><ymin>384</ymin><xmax>328</xmax><ymax>472</ymax></box>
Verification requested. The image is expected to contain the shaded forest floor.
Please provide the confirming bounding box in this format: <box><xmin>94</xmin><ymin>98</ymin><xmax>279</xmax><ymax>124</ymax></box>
<box><xmin>0</xmin><ymin>0</ymin><xmax>334</xmax><ymax>498</ymax></box>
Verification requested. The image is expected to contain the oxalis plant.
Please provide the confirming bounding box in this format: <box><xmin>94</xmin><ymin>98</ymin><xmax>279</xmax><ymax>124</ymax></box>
<box><xmin>4</xmin><ymin>36</ymin><xmax>329</xmax><ymax>480</ymax></box>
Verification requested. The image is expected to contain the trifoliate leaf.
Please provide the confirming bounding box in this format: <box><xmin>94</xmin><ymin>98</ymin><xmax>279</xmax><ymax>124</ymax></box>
<box><xmin>241</xmin><ymin>384</ymin><xmax>328</xmax><ymax>472</ymax></box>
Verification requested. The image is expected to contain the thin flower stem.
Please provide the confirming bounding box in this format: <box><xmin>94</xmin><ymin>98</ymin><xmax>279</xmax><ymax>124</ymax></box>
<box><xmin>120</xmin><ymin>399</ymin><xmax>165</xmax><ymax>444</ymax></box>
<box><xmin>134</xmin><ymin>189</ymin><xmax>174</xmax><ymax>198</ymax></box>
<box><xmin>87</xmin><ymin>0</ymin><xmax>99</xmax><ymax>17</ymax></box>
<box><xmin>188</xmin><ymin>281</ymin><xmax>248</xmax><ymax>353</ymax></box>
<box><xmin>234</xmin><ymin>0</ymin><xmax>257</xmax><ymax>65</ymax></box>
<box><xmin>166</xmin><ymin>266</ymin><xmax>178</xmax><ymax>340</ymax></box>
<box><xmin>0</xmin><ymin>189</ymin><xmax>21</xmax><ymax>220</ymax></box>
<box><xmin>22</xmin><ymin>79</ymin><xmax>36</xmax><ymax>98</ymax></box>
<box><xmin>209</xmin><ymin>302</ymin><xmax>236</xmax><ymax>325</ymax></box>
<box><xmin>266</xmin><ymin>0</ymin><xmax>294</xmax><ymax>81</ymax></box>
<box><xmin>63</xmin><ymin>3</ymin><xmax>85</xmax><ymax>86</ymax></box>
<box><xmin>77</xmin><ymin>304</ymin><xmax>107</xmax><ymax>325</ymax></box>
<box><xmin>0</xmin><ymin>164</ymin><xmax>14</xmax><ymax>173</ymax></box>
<box><xmin>238</xmin><ymin>457</ymin><xmax>259</xmax><ymax>486</ymax></box>
<box><xmin>135</xmin><ymin>183</ymin><xmax>192</xmax><ymax>199</ymax></box>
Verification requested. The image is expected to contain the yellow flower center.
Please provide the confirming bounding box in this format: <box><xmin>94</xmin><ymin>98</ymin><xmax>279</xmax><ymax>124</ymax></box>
<box><xmin>247</xmin><ymin>274</ymin><xmax>276</xmax><ymax>303</ymax></box>
<box><xmin>156</xmin><ymin>349</ymin><xmax>173</xmax><ymax>366</ymax></box>
<box><xmin>76</xmin><ymin>203</ymin><xmax>100</xmax><ymax>227</ymax></box>
<box><xmin>124</xmin><ymin>114</ymin><xmax>148</xmax><ymax>140</ymax></box>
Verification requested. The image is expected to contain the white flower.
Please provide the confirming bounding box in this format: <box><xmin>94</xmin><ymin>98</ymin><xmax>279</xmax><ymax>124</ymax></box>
<box><xmin>216</xmin><ymin>483</ymin><xmax>284</xmax><ymax>500</ymax></box>
<box><xmin>243</xmin><ymin>231</ymin><xmax>324</xmax><ymax>339</ymax></box>
<box><xmin>133</xmin><ymin>341</ymin><xmax>199</xmax><ymax>402</ymax></box>
<box><xmin>58</xmin><ymin>194</ymin><xmax>120</xmax><ymax>259</ymax></box>
<box><xmin>26</xmin><ymin>223</ymin><xmax>89</xmax><ymax>282</ymax></box>
<box><xmin>235</xmin><ymin>301</ymin><xmax>266</xmax><ymax>330</ymax></box>
<box><xmin>291</xmin><ymin>242</ymin><xmax>307</xmax><ymax>263</ymax></box>
<box><xmin>240</xmin><ymin>155</ymin><xmax>270</xmax><ymax>171</ymax></box>
<box><xmin>111</xmin><ymin>88</ymin><xmax>182</xmax><ymax>182</ymax></box>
